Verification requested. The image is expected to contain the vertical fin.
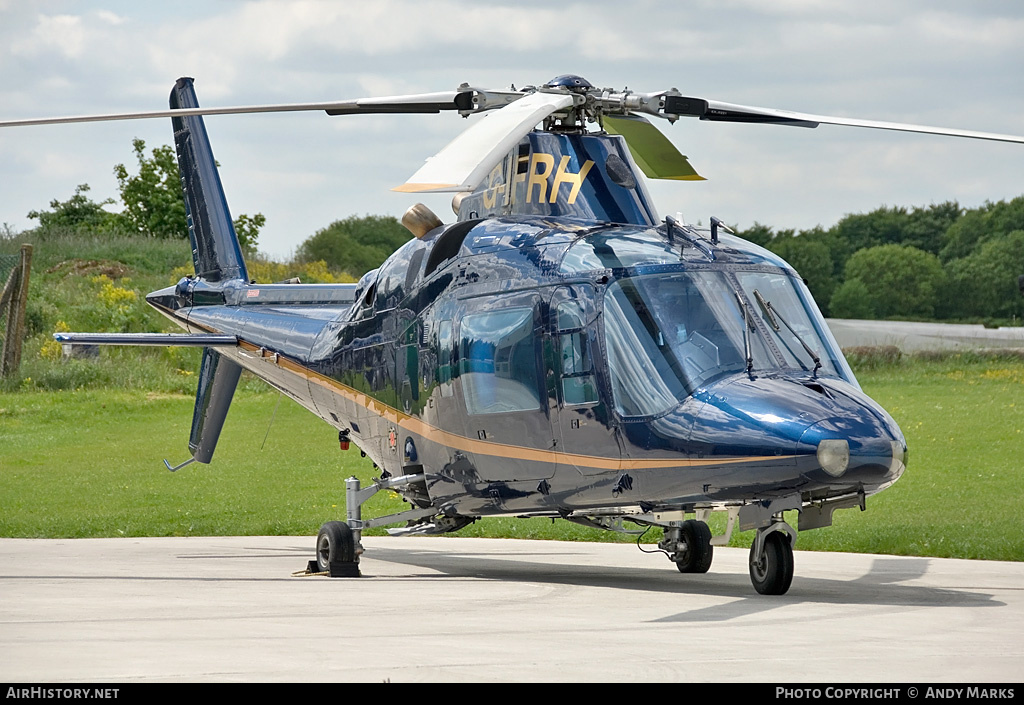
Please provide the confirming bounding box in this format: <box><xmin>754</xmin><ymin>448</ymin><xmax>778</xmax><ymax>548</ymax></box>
<box><xmin>169</xmin><ymin>77</ymin><xmax>248</xmax><ymax>283</ymax></box>
<box><xmin>189</xmin><ymin>348</ymin><xmax>242</xmax><ymax>464</ymax></box>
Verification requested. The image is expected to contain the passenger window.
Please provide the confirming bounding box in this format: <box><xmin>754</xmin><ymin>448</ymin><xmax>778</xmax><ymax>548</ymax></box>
<box><xmin>459</xmin><ymin>308</ymin><xmax>541</xmax><ymax>415</ymax></box>
<box><xmin>556</xmin><ymin>302</ymin><xmax>598</xmax><ymax>405</ymax></box>
<box><xmin>437</xmin><ymin>320</ymin><xmax>453</xmax><ymax>398</ymax></box>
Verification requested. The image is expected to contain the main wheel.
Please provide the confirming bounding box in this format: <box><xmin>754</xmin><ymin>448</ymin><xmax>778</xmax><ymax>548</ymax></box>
<box><xmin>316</xmin><ymin>521</ymin><xmax>359</xmax><ymax>577</ymax></box>
<box><xmin>749</xmin><ymin>531</ymin><xmax>794</xmax><ymax>595</ymax></box>
<box><xmin>675</xmin><ymin>519</ymin><xmax>714</xmax><ymax>574</ymax></box>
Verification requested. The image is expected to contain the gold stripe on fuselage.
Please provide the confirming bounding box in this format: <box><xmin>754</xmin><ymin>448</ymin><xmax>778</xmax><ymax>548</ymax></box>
<box><xmin>236</xmin><ymin>340</ymin><xmax>794</xmax><ymax>472</ymax></box>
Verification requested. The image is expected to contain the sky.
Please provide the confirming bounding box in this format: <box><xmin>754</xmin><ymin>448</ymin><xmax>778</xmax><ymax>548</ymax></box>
<box><xmin>1</xmin><ymin>0</ymin><xmax>1022</xmax><ymax>260</ymax></box>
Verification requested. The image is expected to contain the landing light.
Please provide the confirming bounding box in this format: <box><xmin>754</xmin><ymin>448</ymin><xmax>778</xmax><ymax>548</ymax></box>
<box><xmin>890</xmin><ymin>441</ymin><xmax>907</xmax><ymax>474</ymax></box>
<box><xmin>817</xmin><ymin>439</ymin><xmax>849</xmax><ymax>477</ymax></box>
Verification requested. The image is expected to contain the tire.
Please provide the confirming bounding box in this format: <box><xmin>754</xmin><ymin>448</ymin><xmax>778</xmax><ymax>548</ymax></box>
<box><xmin>749</xmin><ymin>531</ymin><xmax>794</xmax><ymax>595</ymax></box>
<box><xmin>316</xmin><ymin>521</ymin><xmax>358</xmax><ymax>577</ymax></box>
<box><xmin>675</xmin><ymin>519</ymin><xmax>714</xmax><ymax>574</ymax></box>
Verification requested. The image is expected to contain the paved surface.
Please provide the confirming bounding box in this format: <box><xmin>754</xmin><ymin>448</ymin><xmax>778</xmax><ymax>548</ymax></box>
<box><xmin>827</xmin><ymin>318</ymin><xmax>1024</xmax><ymax>352</ymax></box>
<box><xmin>2</xmin><ymin>536</ymin><xmax>1022</xmax><ymax>683</ymax></box>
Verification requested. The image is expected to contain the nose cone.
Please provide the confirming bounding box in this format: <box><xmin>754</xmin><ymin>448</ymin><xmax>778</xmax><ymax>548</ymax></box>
<box><xmin>799</xmin><ymin>414</ymin><xmax>907</xmax><ymax>494</ymax></box>
<box><xmin>685</xmin><ymin>374</ymin><xmax>906</xmax><ymax>496</ymax></box>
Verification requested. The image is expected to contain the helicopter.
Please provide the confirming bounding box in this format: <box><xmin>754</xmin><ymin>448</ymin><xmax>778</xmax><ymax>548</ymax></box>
<box><xmin>5</xmin><ymin>75</ymin><xmax>1023</xmax><ymax>595</ymax></box>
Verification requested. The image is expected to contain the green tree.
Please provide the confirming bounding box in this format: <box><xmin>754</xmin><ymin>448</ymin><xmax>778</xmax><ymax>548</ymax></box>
<box><xmin>829</xmin><ymin>278</ymin><xmax>876</xmax><ymax>319</ymax></box>
<box><xmin>940</xmin><ymin>196</ymin><xmax>1024</xmax><ymax>263</ymax></box>
<box><xmin>827</xmin><ymin>202</ymin><xmax>960</xmax><ymax>269</ymax></box>
<box><xmin>113</xmin><ymin>138</ymin><xmax>264</xmax><ymax>249</ymax></box>
<box><xmin>114</xmin><ymin>139</ymin><xmax>188</xmax><ymax>239</ymax></box>
<box><xmin>901</xmin><ymin>201</ymin><xmax>962</xmax><ymax>255</ymax></box>
<box><xmin>232</xmin><ymin>213</ymin><xmax>265</xmax><ymax>252</ymax></box>
<box><xmin>769</xmin><ymin>235</ymin><xmax>837</xmax><ymax>314</ymax></box>
<box><xmin>297</xmin><ymin>215</ymin><xmax>410</xmax><ymax>276</ymax></box>
<box><xmin>840</xmin><ymin>244</ymin><xmax>946</xmax><ymax>319</ymax></box>
<box><xmin>27</xmin><ymin>183</ymin><xmax>121</xmax><ymax>234</ymax></box>
<box><xmin>944</xmin><ymin>230</ymin><xmax>1024</xmax><ymax>320</ymax></box>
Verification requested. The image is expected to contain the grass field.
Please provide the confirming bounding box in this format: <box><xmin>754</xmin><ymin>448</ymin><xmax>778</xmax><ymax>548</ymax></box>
<box><xmin>2</xmin><ymin>232</ymin><xmax>1022</xmax><ymax>559</ymax></box>
<box><xmin>2</xmin><ymin>353</ymin><xmax>1022</xmax><ymax>561</ymax></box>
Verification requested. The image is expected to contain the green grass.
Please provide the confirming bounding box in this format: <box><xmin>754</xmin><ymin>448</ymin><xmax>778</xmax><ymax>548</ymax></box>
<box><xmin>0</xmin><ymin>387</ymin><xmax>372</xmax><ymax>537</ymax></box>
<box><xmin>792</xmin><ymin>353</ymin><xmax>1024</xmax><ymax>560</ymax></box>
<box><xmin>2</xmin><ymin>354</ymin><xmax>1023</xmax><ymax>561</ymax></box>
<box><xmin>3</xmin><ymin>232</ymin><xmax>1023</xmax><ymax>559</ymax></box>
<box><xmin>0</xmin><ymin>384</ymin><xmax>650</xmax><ymax>542</ymax></box>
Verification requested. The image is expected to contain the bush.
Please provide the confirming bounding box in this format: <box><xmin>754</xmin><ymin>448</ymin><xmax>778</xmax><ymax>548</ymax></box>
<box><xmin>840</xmin><ymin>244</ymin><xmax>946</xmax><ymax>319</ymax></box>
<box><xmin>296</xmin><ymin>215</ymin><xmax>410</xmax><ymax>277</ymax></box>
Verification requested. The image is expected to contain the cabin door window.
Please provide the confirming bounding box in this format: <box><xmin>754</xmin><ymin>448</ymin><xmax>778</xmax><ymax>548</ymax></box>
<box><xmin>458</xmin><ymin>307</ymin><xmax>542</xmax><ymax>415</ymax></box>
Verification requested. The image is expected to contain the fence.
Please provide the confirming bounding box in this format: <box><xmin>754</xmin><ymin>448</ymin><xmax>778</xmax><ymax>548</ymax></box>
<box><xmin>1</xmin><ymin>244</ymin><xmax>33</xmax><ymax>377</ymax></box>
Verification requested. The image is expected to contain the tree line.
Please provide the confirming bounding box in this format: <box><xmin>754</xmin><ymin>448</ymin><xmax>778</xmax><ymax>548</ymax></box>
<box><xmin>17</xmin><ymin>139</ymin><xmax>415</xmax><ymax>280</ymax></box>
<box><xmin>14</xmin><ymin>139</ymin><xmax>1024</xmax><ymax>324</ymax></box>
<box><xmin>736</xmin><ymin>198</ymin><xmax>1024</xmax><ymax>323</ymax></box>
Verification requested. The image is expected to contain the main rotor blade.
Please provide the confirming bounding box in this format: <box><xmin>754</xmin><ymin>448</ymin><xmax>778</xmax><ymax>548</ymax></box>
<box><xmin>0</xmin><ymin>91</ymin><xmax>474</xmax><ymax>129</ymax></box>
<box><xmin>664</xmin><ymin>95</ymin><xmax>1024</xmax><ymax>144</ymax></box>
<box><xmin>603</xmin><ymin>114</ymin><xmax>704</xmax><ymax>181</ymax></box>
<box><xmin>394</xmin><ymin>90</ymin><xmax>576</xmax><ymax>193</ymax></box>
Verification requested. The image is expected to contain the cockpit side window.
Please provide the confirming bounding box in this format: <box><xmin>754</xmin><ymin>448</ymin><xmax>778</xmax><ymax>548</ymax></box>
<box><xmin>604</xmin><ymin>279</ymin><xmax>688</xmax><ymax>417</ymax></box>
<box><xmin>556</xmin><ymin>302</ymin><xmax>598</xmax><ymax>406</ymax></box>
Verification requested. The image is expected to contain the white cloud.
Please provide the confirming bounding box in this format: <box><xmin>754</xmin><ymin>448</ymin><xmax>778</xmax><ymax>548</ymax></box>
<box><xmin>0</xmin><ymin>1</ymin><xmax>1021</xmax><ymax>257</ymax></box>
<box><xmin>95</xmin><ymin>10</ymin><xmax>127</xmax><ymax>26</ymax></box>
<box><xmin>11</xmin><ymin>14</ymin><xmax>87</xmax><ymax>60</ymax></box>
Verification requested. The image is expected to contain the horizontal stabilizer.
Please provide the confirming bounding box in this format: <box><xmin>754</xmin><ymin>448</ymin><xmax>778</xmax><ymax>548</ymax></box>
<box><xmin>54</xmin><ymin>333</ymin><xmax>237</xmax><ymax>347</ymax></box>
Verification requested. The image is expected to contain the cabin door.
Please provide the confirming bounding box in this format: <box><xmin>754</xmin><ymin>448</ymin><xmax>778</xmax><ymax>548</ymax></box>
<box><xmin>548</xmin><ymin>285</ymin><xmax>616</xmax><ymax>476</ymax></box>
<box><xmin>454</xmin><ymin>294</ymin><xmax>555</xmax><ymax>482</ymax></box>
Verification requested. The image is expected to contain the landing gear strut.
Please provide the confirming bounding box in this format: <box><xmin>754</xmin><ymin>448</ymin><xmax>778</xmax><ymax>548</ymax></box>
<box><xmin>311</xmin><ymin>472</ymin><xmax>437</xmax><ymax>577</ymax></box>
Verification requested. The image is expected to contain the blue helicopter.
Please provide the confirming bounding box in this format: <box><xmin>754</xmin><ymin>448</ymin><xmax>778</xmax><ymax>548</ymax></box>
<box><xmin>6</xmin><ymin>75</ymin><xmax>1023</xmax><ymax>594</ymax></box>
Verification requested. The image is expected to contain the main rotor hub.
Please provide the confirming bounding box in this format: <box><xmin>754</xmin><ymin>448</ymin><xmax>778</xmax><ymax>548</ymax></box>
<box><xmin>545</xmin><ymin>75</ymin><xmax>593</xmax><ymax>93</ymax></box>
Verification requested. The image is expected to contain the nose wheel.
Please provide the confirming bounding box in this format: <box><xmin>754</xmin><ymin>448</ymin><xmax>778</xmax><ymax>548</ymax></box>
<box><xmin>659</xmin><ymin>519</ymin><xmax>714</xmax><ymax>574</ymax></box>
<box><xmin>748</xmin><ymin>524</ymin><xmax>794</xmax><ymax>595</ymax></box>
<box><xmin>674</xmin><ymin>519</ymin><xmax>714</xmax><ymax>573</ymax></box>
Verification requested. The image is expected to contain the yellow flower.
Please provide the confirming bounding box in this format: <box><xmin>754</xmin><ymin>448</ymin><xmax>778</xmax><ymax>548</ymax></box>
<box><xmin>39</xmin><ymin>338</ymin><xmax>63</xmax><ymax>360</ymax></box>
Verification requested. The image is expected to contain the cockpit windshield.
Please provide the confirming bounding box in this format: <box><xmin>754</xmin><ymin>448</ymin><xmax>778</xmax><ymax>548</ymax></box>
<box><xmin>603</xmin><ymin>269</ymin><xmax>847</xmax><ymax>418</ymax></box>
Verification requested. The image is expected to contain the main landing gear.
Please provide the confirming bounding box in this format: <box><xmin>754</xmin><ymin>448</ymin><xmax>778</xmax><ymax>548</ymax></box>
<box><xmin>315</xmin><ymin>520</ymin><xmax>359</xmax><ymax>577</ymax></box>
<box><xmin>310</xmin><ymin>472</ymin><xmax>437</xmax><ymax>577</ymax></box>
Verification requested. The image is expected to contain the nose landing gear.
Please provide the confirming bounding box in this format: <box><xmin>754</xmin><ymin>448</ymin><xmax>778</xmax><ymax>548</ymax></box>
<box><xmin>748</xmin><ymin>522</ymin><xmax>795</xmax><ymax>595</ymax></box>
<box><xmin>660</xmin><ymin>519</ymin><xmax>714</xmax><ymax>573</ymax></box>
